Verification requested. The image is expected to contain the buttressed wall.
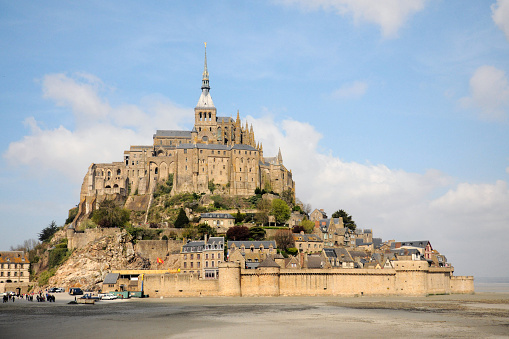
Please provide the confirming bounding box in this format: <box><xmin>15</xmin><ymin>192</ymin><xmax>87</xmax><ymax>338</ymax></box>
<box><xmin>141</xmin><ymin>261</ymin><xmax>473</xmax><ymax>298</ymax></box>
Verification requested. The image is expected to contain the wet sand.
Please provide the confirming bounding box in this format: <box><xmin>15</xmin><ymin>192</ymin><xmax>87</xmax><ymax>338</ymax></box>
<box><xmin>1</xmin><ymin>293</ymin><xmax>509</xmax><ymax>338</ymax></box>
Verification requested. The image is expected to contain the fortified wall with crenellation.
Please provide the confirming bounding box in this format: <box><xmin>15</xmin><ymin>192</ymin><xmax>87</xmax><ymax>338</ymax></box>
<box><xmin>132</xmin><ymin>261</ymin><xmax>474</xmax><ymax>298</ymax></box>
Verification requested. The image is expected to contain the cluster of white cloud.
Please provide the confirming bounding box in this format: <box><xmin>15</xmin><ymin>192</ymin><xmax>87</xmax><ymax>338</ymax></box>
<box><xmin>457</xmin><ymin>1</ymin><xmax>509</xmax><ymax>121</ymax></box>
<box><xmin>276</xmin><ymin>0</ymin><xmax>427</xmax><ymax>38</ymax></box>
<box><xmin>492</xmin><ymin>0</ymin><xmax>509</xmax><ymax>42</ymax></box>
<box><xmin>4</xmin><ymin>73</ymin><xmax>192</xmax><ymax>182</ymax></box>
<box><xmin>459</xmin><ymin>65</ymin><xmax>509</xmax><ymax>122</ymax></box>
<box><xmin>331</xmin><ymin>81</ymin><xmax>368</xmax><ymax>99</ymax></box>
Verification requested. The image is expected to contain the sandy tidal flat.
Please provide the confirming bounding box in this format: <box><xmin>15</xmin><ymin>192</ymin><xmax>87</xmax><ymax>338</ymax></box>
<box><xmin>1</xmin><ymin>293</ymin><xmax>508</xmax><ymax>338</ymax></box>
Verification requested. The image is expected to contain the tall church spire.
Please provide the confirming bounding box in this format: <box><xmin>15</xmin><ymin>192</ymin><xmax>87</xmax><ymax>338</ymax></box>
<box><xmin>201</xmin><ymin>42</ymin><xmax>210</xmax><ymax>92</ymax></box>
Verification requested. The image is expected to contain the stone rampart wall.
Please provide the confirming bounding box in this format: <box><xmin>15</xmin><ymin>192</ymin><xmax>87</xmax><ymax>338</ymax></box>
<box><xmin>450</xmin><ymin>276</ymin><xmax>474</xmax><ymax>294</ymax></box>
<box><xmin>141</xmin><ymin>261</ymin><xmax>474</xmax><ymax>297</ymax></box>
<box><xmin>67</xmin><ymin>228</ymin><xmax>120</xmax><ymax>250</ymax></box>
<box><xmin>143</xmin><ymin>273</ymin><xmax>219</xmax><ymax>297</ymax></box>
<box><xmin>279</xmin><ymin>269</ymin><xmax>396</xmax><ymax>296</ymax></box>
<box><xmin>135</xmin><ymin>240</ymin><xmax>182</xmax><ymax>259</ymax></box>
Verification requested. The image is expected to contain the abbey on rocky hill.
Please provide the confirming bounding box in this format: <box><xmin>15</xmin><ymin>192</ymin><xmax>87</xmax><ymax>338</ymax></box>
<box><xmin>77</xmin><ymin>45</ymin><xmax>295</xmax><ymax>218</ymax></box>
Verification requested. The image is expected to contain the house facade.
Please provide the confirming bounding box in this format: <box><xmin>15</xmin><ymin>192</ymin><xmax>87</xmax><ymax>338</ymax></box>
<box><xmin>180</xmin><ymin>236</ymin><xmax>225</xmax><ymax>278</ymax></box>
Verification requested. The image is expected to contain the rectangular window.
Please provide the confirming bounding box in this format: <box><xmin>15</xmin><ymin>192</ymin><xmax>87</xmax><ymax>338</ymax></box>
<box><xmin>211</xmin><ymin>261</ymin><xmax>214</xmax><ymax>267</ymax></box>
<box><xmin>191</xmin><ymin>262</ymin><xmax>194</xmax><ymax>268</ymax></box>
<box><xmin>212</xmin><ymin>253</ymin><xmax>214</xmax><ymax>259</ymax></box>
<box><xmin>190</xmin><ymin>254</ymin><xmax>194</xmax><ymax>260</ymax></box>
<box><xmin>197</xmin><ymin>254</ymin><xmax>200</xmax><ymax>260</ymax></box>
<box><xmin>197</xmin><ymin>262</ymin><xmax>201</xmax><ymax>268</ymax></box>
<box><xmin>206</xmin><ymin>254</ymin><xmax>208</xmax><ymax>259</ymax></box>
<box><xmin>184</xmin><ymin>262</ymin><xmax>187</xmax><ymax>268</ymax></box>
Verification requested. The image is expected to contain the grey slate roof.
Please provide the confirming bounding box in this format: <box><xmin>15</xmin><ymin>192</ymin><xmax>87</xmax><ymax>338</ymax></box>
<box><xmin>177</xmin><ymin>143</ymin><xmax>231</xmax><ymax>150</ymax></box>
<box><xmin>307</xmin><ymin>255</ymin><xmax>325</xmax><ymax>269</ymax></box>
<box><xmin>154</xmin><ymin>130</ymin><xmax>192</xmax><ymax>138</ymax></box>
<box><xmin>103</xmin><ymin>273</ymin><xmax>119</xmax><ymax>284</ymax></box>
<box><xmin>334</xmin><ymin>248</ymin><xmax>354</xmax><ymax>262</ymax></box>
<box><xmin>228</xmin><ymin>240</ymin><xmax>276</xmax><ymax>249</ymax></box>
<box><xmin>323</xmin><ymin>248</ymin><xmax>337</xmax><ymax>258</ymax></box>
<box><xmin>257</xmin><ymin>256</ymin><xmax>280</xmax><ymax>268</ymax></box>
<box><xmin>182</xmin><ymin>237</ymin><xmax>224</xmax><ymax>252</ymax></box>
<box><xmin>201</xmin><ymin>213</ymin><xmax>234</xmax><ymax>219</ymax></box>
<box><xmin>232</xmin><ymin>144</ymin><xmax>258</xmax><ymax>151</ymax></box>
<box><xmin>216</xmin><ymin>116</ymin><xmax>233</xmax><ymax>123</ymax></box>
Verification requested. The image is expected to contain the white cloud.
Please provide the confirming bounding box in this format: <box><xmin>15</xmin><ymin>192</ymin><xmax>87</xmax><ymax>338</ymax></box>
<box><xmin>276</xmin><ymin>0</ymin><xmax>427</xmax><ymax>38</ymax></box>
<box><xmin>492</xmin><ymin>0</ymin><xmax>509</xmax><ymax>42</ymax></box>
<box><xmin>332</xmin><ymin>81</ymin><xmax>368</xmax><ymax>99</ymax></box>
<box><xmin>250</xmin><ymin>114</ymin><xmax>509</xmax><ymax>276</ymax></box>
<box><xmin>4</xmin><ymin>73</ymin><xmax>193</xmax><ymax>183</ymax></box>
<box><xmin>459</xmin><ymin>65</ymin><xmax>509</xmax><ymax>121</ymax></box>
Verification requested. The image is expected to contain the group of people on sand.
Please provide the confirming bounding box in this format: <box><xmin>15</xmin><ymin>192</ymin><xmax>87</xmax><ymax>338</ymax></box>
<box><xmin>2</xmin><ymin>291</ymin><xmax>56</xmax><ymax>303</ymax></box>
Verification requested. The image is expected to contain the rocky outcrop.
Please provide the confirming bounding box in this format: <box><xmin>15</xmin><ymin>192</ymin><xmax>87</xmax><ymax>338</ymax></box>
<box><xmin>48</xmin><ymin>230</ymin><xmax>150</xmax><ymax>291</ymax></box>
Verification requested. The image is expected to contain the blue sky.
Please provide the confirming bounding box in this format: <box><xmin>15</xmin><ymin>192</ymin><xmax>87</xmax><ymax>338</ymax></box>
<box><xmin>1</xmin><ymin>0</ymin><xmax>509</xmax><ymax>278</ymax></box>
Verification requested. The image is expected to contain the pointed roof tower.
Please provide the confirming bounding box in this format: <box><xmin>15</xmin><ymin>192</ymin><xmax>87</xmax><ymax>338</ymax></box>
<box><xmin>196</xmin><ymin>42</ymin><xmax>215</xmax><ymax>108</ymax></box>
<box><xmin>277</xmin><ymin>147</ymin><xmax>283</xmax><ymax>164</ymax></box>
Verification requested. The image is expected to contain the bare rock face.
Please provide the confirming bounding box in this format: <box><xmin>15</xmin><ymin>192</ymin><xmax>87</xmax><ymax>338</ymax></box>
<box><xmin>49</xmin><ymin>230</ymin><xmax>150</xmax><ymax>291</ymax></box>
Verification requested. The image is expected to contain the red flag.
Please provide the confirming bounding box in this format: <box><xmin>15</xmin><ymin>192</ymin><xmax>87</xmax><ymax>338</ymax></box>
<box><xmin>156</xmin><ymin>257</ymin><xmax>164</xmax><ymax>264</ymax></box>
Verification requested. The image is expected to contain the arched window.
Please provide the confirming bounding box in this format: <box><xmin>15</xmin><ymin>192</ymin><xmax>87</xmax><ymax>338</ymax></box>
<box><xmin>199</xmin><ymin>112</ymin><xmax>202</xmax><ymax>120</ymax></box>
<box><xmin>117</xmin><ymin>169</ymin><xmax>121</xmax><ymax>175</ymax></box>
<box><xmin>155</xmin><ymin>167</ymin><xmax>158</xmax><ymax>174</ymax></box>
<box><xmin>208</xmin><ymin>112</ymin><xmax>211</xmax><ymax>119</ymax></box>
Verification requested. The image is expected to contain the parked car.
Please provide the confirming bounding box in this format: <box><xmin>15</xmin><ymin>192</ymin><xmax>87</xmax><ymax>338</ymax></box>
<box><xmin>80</xmin><ymin>293</ymin><xmax>100</xmax><ymax>300</ymax></box>
<box><xmin>100</xmin><ymin>293</ymin><xmax>118</xmax><ymax>300</ymax></box>
<box><xmin>55</xmin><ymin>288</ymin><xmax>65</xmax><ymax>293</ymax></box>
<box><xmin>48</xmin><ymin>288</ymin><xmax>58</xmax><ymax>293</ymax></box>
<box><xmin>69</xmin><ymin>288</ymin><xmax>83</xmax><ymax>295</ymax></box>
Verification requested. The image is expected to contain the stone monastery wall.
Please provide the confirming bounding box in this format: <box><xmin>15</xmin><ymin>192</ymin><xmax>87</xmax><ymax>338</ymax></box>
<box><xmin>141</xmin><ymin>261</ymin><xmax>474</xmax><ymax>298</ymax></box>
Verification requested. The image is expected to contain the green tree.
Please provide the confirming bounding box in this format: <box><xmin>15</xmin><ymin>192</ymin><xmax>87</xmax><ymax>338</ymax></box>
<box><xmin>249</xmin><ymin>226</ymin><xmax>266</xmax><ymax>241</ymax></box>
<box><xmin>271</xmin><ymin>199</ymin><xmax>291</xmax><ymax>224</ymax></box>
<box><xmin>196</xmin><ymin>223</ymin><xmax>217</xmax><ymax>238</ymax></box>
<box><xmin>174</xmin><ymin>208</ymin><xmax>190</xmax><ymax>228</ymax></box>
<box><xmin>300</xmin><ymin>218</ymin><xmax>315</xmax><ymax>234</ymax></box>
<box><xmin>91</xmin><ymin>200</ymin><xmax>130</xmax><ymax>228</ymax></box>
<box><xmin>208</xmin><ymin>179</ymin><xmax>216</xmax><ymax>193</ymax></box>
<box><xmin>331</xmin><ymin>209</ymin><xmax>357</xmax><ymax>231</ymax></box>
<box><xmin>235</xmin><ymin>210</ymin><xmax>246</xmax><ymax>224</ymax></box>
<box><xmin>38</xmin><ymin>221</ymin><xmax>59</xmax><ymax>242</ymax></box>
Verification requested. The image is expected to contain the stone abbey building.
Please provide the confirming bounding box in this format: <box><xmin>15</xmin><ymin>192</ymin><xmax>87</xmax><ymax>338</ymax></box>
<box><xmin>77</xmin><ymin>46</ymin><xmax>295</xmax><ymax>219</ymax></box>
